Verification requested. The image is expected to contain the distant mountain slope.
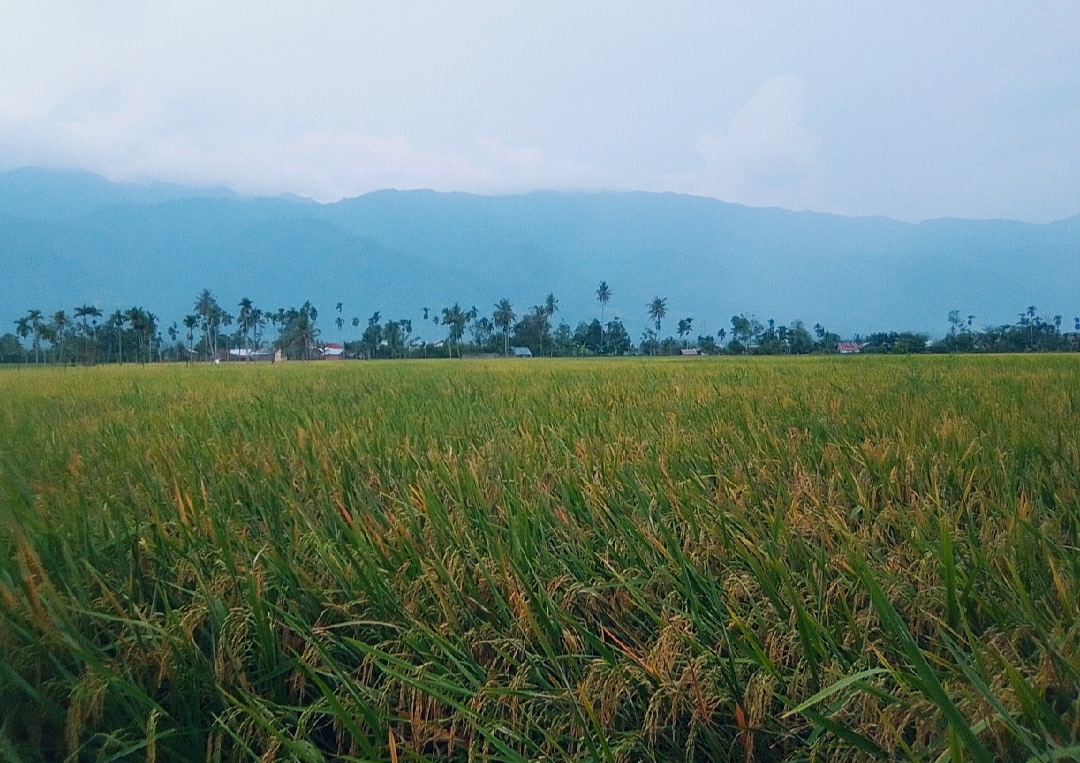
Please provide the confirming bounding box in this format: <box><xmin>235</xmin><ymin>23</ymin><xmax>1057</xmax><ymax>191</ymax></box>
<box><xmin>0</xmin><ymin>167</ymin><xmax>241</xmax><ymax>220</ymax></box>
<box><xmin>1</xmin><ymin>168</ymin><xmax>1077</xmax><ymax>336</ymax></box>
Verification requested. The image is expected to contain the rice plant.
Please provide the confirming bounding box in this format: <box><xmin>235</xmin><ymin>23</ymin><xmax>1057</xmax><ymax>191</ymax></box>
<box><xmin>0</xmin><ymin>356</ymin><xmax>1077</xmax><ymax>761</ymax></box>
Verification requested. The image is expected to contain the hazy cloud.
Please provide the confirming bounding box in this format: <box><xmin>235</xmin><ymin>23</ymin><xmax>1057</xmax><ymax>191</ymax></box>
<box><xmin>0</xmin><ymin>109</ymin><xmax>601</xmax><ymax>200</ymax></box>
<box><xmin>1</xmin><ymin>2</ymin><xmax>1078</xmax><ymax>220</ymax></box>
<box><xmin>663</xmin><ymin>76</ymin><xmax>823</xmax><ymax>210</ymax></box>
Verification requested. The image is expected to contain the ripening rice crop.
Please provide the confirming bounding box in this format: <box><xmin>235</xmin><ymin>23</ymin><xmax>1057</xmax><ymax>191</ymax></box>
<box><xmin>0</xmin><ymin>356</ymin><xmax>1077</xmax><ymax>762</ymax></box>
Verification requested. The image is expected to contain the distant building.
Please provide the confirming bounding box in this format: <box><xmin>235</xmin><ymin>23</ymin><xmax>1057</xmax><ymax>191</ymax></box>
<box><xmin>680</xmin><ymin>348</ymin><xmax>700</xmax><ymax>356</ymax></box>
<box><xmin>319</xmin><ymin>342</ymin><xmax>345</xmax><ymax>359</ymax></box>
<box><xmin>227</xmin><ymin>348</ymin><xmax>274</xmax><ymax>361</ymax></box>
<box><xmin>511</xmin><ymin>346</ymin><xmax>533</xmax><ymax>358</ymax></box>
<box><xmin>837</xmin><ymin>341</ymin><xmax>862</xmax><ymax>354</ymax></box>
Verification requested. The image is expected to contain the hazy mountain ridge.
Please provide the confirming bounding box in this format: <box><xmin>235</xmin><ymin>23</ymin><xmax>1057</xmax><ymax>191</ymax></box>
<box><xmin>2</xmin><ymin>167</ymin><xmax>1077</xmax><ymax>336</ymax></box>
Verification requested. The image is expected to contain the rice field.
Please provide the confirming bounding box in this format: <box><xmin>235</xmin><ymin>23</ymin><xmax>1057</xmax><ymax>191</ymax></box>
<box><xmin>0</xmin><ymin>356</ymin><xmax>1077</xmax><ymax>762</ymax></box>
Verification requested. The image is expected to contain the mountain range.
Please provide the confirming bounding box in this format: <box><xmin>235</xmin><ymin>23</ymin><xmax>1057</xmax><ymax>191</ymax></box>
<box><xmin>2</xmin><ymin>167</ymin><xmax>1078</xmax><ymax>338</ymax></box>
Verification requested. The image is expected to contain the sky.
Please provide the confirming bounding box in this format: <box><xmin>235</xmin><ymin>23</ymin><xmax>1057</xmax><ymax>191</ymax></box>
<box><xmin>1</xmin><ymin>1</ymin><xmax>1078</xmax><ymax>222</ymax></box>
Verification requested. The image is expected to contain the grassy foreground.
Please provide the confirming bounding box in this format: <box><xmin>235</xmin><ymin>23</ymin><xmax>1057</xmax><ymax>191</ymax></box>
<box><xmin>0</xmin><ymin>357</ymin><xmax>1077</xmax><ymax>762</ymax></box>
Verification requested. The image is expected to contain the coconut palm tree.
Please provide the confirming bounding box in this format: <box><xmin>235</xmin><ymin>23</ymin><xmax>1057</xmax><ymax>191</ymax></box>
<box><xmin>143</xmin><ymin>311</ymin><xmax>158</xmax><ymax>363</ymax></box>
<box><xmin>38</xmin><ymin>323</ymin><xmax>57</xmax><ymax>362</ymax></box>
<box><xmin>384</xmin><ymin>320</ymin><xmax>403</xmax><ymax>357</ymax></box>
<box><xmin>14</xmin><ymin>316</ymin><xmax>31</xmax><ymax>363</ymax></box>
<box><xmin>299</xmin><ymin>302</ymin><xmax>318</xmax><ymax>359</ymax></box>
<box><xmin>540</xmin><ymin>294</ymin><xmax>558</xmax><ymax>356</ymax></box>
<box><xmin>194</xmin><ymin>289</ymin><xmax>222</xmax><ymax>357</ymax></box>
<box><xmin>108</xmin><ymin>310</ymin><xmax>126</xmax><ymax>364</ymax></box>
<box><xmin>183</xmin><ymin>314</ymin><xmax>198</xmax><ymax>361</ymax></box>
<box><xmin>73</xmin><ymin>304</ymin><xmax>102</xmax><ymax>363</ymax></box>
<box><xmin>238</xmin><ymin>298</ymin><xmax>255</xmax><ymax>352</ymax></box>
<box><xmin>493</xmin><ymin>299</ymin><xmax>515</xmax><ymax>356</ymax></box>
<box><xmin>50</xmin><ymin>310</ymin><xmax>69</xmax><ymax>364</ymax></box>
<box><xmin>647</xmin><ymin>297</ymin><xmax>667</xmax><ymax>333</ymax></box>
<box><xmin>596</xmin><ymin>281</ymin><xmax>611</xmax><ymax>354</ymax></box>
<box><xmin>441</xmin><ymin>303</ymin><xmax>468</xmax><ymax>358</ymax></box>
<box><xmin>25</xmin><ymin>309</ymin><xmax>44</xmax><ymax>363</ymax></box>
<box><xmin>125</xmin><ymin>308</ymin><xmax>142</xmax><ymax>362</ymax></box>
<box><xmin>254</xmin><ymin>309</ymin><xmax>266</xmax><ymax>350</ymax></box>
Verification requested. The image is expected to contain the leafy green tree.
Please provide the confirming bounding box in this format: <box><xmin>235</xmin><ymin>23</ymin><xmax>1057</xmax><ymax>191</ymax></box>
<box><xmin>788</xmin><ymin>320</ymin><xmax>815</xmax><ymax>354</ymax></box>
<box><xmin>697</xmin><ymin>335</ymin><xmax>719</xmax><ymax>354</ymax></box>
<box><xmin>572</xmin><ymin>320</ymin><xmax>602</xmax><ymax>354</ymax></box>
<box><xmin>948</xmin><ymin>309</ymin><xmax>963</xmax><ymax>336</ymax></box>
<box><xmin>676</xmin><ymin>317</ymin><xmax>693</xmax><ymax>347</ymax></box>
<box><xmin>862</xmin><ymin>332</ymin><xmax>929</xmax><ymax>354</ymax></box>
<box><xmin>0</xmin><ymin>333</ymin><xmax>22</xmax><ymax>363</ymax></box>
<box><xmin>512</xmin><ymin>306</ymin><xmax>552</xmax><ymax>357</ymax></box>
<box><xmin>604</xmin><ymin>318</ymin><xmax>632</xmax><ymax>356</ymax></box>
<box><xmin>551</xmin><ymin>322</ymin><xmax>573</xmax><ymax>356</ymax></box>
<box><xmin>361</xmin><ymin>312</ymin><xmax>382</xmax><ymax>358</ymax></box>
<box><xmin>639</xmin><ymin>328</ymin><xmax>659</xmax><ymax>356</ymax></box>
<box><xmin>730</xmin><ymin>314</ymin><xmax>758</xmax><ymax>350</ymax></box>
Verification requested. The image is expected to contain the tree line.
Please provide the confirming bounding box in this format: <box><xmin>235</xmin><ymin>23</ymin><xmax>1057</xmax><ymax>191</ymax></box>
<box><xmin>3</xmin><ymin>284</ymin><xmax>1078</xmax><ymax>364</ymax></box>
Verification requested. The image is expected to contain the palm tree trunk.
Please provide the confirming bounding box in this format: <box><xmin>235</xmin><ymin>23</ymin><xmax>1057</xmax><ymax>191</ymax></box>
<box><xmin>600</xmin><ymin>304</ymin><xmax>605</xmax><ymax>354</ymax></box>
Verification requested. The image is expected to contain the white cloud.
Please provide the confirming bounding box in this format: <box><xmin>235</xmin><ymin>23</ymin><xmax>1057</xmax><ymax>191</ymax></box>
<box><xmin>0</xmin><ymin>105</ymin><xmax>602</xmax><ymax>200</ymax></box>
<box><xmin>663</xmin><ymin>75</ymin><xmax>824</xmax><ymax>210</ymax></box>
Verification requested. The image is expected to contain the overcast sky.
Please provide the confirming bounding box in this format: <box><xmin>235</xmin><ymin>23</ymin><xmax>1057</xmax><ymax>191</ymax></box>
<box><xmin>1</xmin><ymin>1</ymin><xmax>1078</xmax><ymax>222</ymax></box>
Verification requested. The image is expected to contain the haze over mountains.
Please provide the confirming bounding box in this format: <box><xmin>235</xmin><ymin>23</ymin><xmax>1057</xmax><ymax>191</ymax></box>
<box><xmin>2</xmin><ymin>167</ymin><xmax>1078</xmax><ymax>338</ymax></box>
